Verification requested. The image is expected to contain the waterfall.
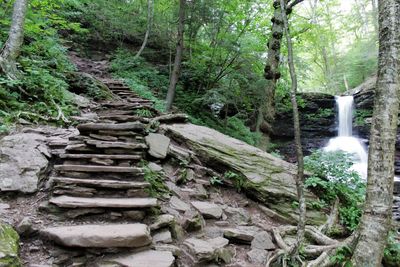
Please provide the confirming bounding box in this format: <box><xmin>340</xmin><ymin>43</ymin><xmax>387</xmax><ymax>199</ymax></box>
<box><xmin>337</xmin><ymin>96</ymin><xmax>353</xmax><ymax>136</ymax></box>
<box><xmin>325</xmin><ymin>96</ymin><xmax>368</xmax><ymax>179</ymax></box>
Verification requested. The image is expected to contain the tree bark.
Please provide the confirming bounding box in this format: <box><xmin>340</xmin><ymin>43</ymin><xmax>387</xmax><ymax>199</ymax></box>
<box><xmin>279</xmin><ymin>0</ymin><xmax>306</xmax><ymax>257</ymax></box>
<box><xmin>134</xmin><ymin>0</ymin><xmax>153</xmax><ymax>60</ymax></box>
<box><xmin>0</xmin><ymin>0</ymin><xmax>28</xmax><ymax>79</ymax></box>
<box><xmin>165</xmin><ymin>0</ymin><xmax>186</xmax><ymax>112</ymax></box>
<box><xmin>257</xmin><ymin>0</ymin><xmax>304</xmax><ymax>134</ymax></box>
<box><xmin>351</xmin><ymin>0</ymin><xmax>400</xmax><ymax>265</ymax></box>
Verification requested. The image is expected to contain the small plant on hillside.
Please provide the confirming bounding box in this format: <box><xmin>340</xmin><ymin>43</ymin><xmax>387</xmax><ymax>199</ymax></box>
<box><xmin>143</xmin><ymin>164</ymin><xmax>170</xmax><ymax>198</ymax></box>
<box><xmin>304</xmin><ymin>150</ymin><xmax>366</xmax><ymax>231</ymax></box>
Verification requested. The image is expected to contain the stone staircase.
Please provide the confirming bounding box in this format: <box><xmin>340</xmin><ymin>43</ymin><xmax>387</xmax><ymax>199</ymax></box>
<box><xmin>40</xmin><ymin>79</ymin><xmax>175</xmax><ymax>267</ymax></box>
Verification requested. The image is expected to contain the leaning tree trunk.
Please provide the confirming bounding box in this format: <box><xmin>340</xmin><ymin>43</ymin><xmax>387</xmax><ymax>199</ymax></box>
<box><xmin>134</xmin><ymin>0</ymin><xmax>153</xmax><ymax>60</ymax></box>
<box><xmin>165</xmin><ymin>0</ymin><xmax>186</xmax><ymax>112</ymax></box>
<box><xmin>279</xmin><ymin>0</ymin><xmax>306</xmax><ymax>257</ymax></box>
<box><xmin>0</xmin><ymin>0</ymin><xmax>28</xmax><ymax>79</ymax></box>
<box><xmin>351</xmin><ymin>0</ymin><xmax>400</xmax><ymax>265</ymax></box>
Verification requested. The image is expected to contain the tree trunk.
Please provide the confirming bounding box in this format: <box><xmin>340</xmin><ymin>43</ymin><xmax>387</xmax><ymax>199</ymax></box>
<box><xmin>257</xmin><ymin>0</ymin><xmax>304</xmax><ymax>134</ymax></box>
<box><xmin>279</xmin><ymin>0</ymin><xmax>306</xmax><ymax>257</ymax></box>
<box><xmin>134</xmin><ymin>0</ymin><xmax>153</xmax><ymax>60</ymax></box>
<box><xmin>351</xmin><ymin>0</ymin><xmax>400</xmax><ymax>265</ymax></box>
<box><xmin>165</xmin><ymin>0</ymin><xmax>186</xmax><ymax>112</ymax></box>
<box><xmin>0</xmin><ymin>0</ymin><xmax>28</xmax><ymax>79</ymax></box>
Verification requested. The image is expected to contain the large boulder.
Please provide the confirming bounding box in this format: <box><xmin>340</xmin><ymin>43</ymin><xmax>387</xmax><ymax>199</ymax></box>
<box><xmin>163</xmin><ymin>123</ymin><xmax>326</xmax><ymax>225</ymax></box>
<box><xmin>0</xmin><ymin>223</ymin><xmax>21</xmax><ymax>267</ymax></box>
<box><xmin>0</xmin><ymin>133</ymin><xmax>50</xmax><ymax>193</ymax></box>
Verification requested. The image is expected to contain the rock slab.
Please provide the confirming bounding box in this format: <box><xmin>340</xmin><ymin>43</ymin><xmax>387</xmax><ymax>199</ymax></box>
<box><xmin>0</xmin><ymin>133</ymin><xmax>49</xmax><ymax>193</ymax></box>
<box><xmin>145</xmin><ymin>133</ymin><xmax>170</xmax><ymax>159</ymax></box>
<box><xmin>100</xmin><ymin>250</ymin><xmax>174</xmax><ymax>267</ymax></box>
<box><xmin>41</xmin><ymin>224</ymin><xmax>151</xmax><ymax>248</ymax></box>
<box><xmin>163</xmin><ymin>123</ymin><xmax>326</xmax><ymax>225</ymax></box>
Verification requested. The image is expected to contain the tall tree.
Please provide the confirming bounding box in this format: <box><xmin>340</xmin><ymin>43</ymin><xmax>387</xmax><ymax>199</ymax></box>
<box><xmin>165</xmin><ymin>0</ymin><xmax>186</xmax><ymax>112</ymax></box>
<box><xmin>257</xmin><ymin>0</ymin><xmax>304</xmax><ymax>134</ymax></box>
<box><xmin>0</xmin><ymin>0</ymin><xmax>28</xmax><ymax>79</ymax></box>
<box><xmin>279</xmin><ymin>0</ymin><xmax>306</xmax><ymax>258</ymax></box>
<box><xmin>351</xmin><ymin>0</ymin><xmax>400</xmax><ymax>265</ymax></box>
<box><xmin>134</xmin><ymin>0</ymin><xmax>154</xmax><ymax>60</ymax></box>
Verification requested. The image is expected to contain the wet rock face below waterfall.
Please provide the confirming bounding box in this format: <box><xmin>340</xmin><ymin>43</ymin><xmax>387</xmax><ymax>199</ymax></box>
<box><xmin>272</xmin><ymin>92</ymin><xmax>336</xmax><ymax>161</ymax></box>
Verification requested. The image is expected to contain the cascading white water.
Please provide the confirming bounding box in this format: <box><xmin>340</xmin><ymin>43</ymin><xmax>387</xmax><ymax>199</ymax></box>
<box><xmin>325</xmin><ymin>96</ymin><xmax>368</xmax><ymax>179</ymax></box>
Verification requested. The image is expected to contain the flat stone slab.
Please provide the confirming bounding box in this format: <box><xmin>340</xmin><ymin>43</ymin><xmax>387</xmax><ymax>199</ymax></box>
<box><xmin>163</xmin><ymin>123</ymin><xmax>326</xmax><ymax>225</ymax></box>
<box><xmin>59</xmin><ymin>154</ymin><xmax>141</xmax><ymax>160</ymax></box>
<box><xmin>55</xmin><ymin>165</ymin><xmax>143</xmax><ymax>174</ymax></box>
<box><xmin>49</xmin><ymin>196</ymin><xmax>157</xmax><ymax>208</ymax></box>
<box><xmin>78</xmin><ymin>122</ymin><xmax>145</xmax><ymax>133</ymax></box>
<box><xmin>145</xmin><ymin>133</ymin><xmax>170</xmax><ymax>159</ymax></box>
<box><xmin>41</xmin><ymin>224</ymin><xmax>151</xmax><ymax>248</ymax></box>
<box><xmin>183</xmin><ymin>237</ymin><xmax>229</xmax><ymax>262</ymax></box>
<box><xmin>86</xmin><ymin>140</ymin><xmax>147</xmax><ymax>150</ymax></box>
<box><xmin>191</xmin><ymin>201</ymin><xmax>223</xmax><ymax>219</ymax></box>
<box><xmin>52</xmin><ymin>177</ymin><xmax>150</xmax><ymax>189</ymax></box>
<box><xmin>223</xmin><ymin>226</ymin><xmax>259</xmax><ymax>244</ymax></box>
<box><xmin>100</xmin><ymin>250</ymin><xmax>174</xmax><ymax>267</ymax></box>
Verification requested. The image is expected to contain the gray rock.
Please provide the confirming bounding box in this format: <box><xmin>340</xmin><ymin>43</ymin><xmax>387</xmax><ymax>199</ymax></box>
<box><xmin>100</xmin><ymin>250</ymin><xmax>175</xmax><ymax>267</ymax></box>
<box><xmin>223</xmin><ymin>226</ymin><xmax>259</xmax><ymax>244</ymax></box>
<box><xmin>191</xmin><ymin>201</ymin><xmax>222</xmax><ymax>219</ymax></box>
<box><xmin>182</xmin><ymin>210</ymin><xmax>205</xmax><ymax>232</ymax></box>
<box><xmin>150</xmin><ymin>214</ymin><xmax>175</xmax><ymax>231</ymax></box>
<box><xmin>251</xmin><ymin>231</ymin><xmax>275</xmax><ymax>250</ymax></box>
<box><xmin>16</xmin><ymin>217</ymin><xmax>36</xmax><ymax>236</ymax></box>
<box><xmin>0</xmin><ymin>133</ymin><xmax>49</xmax><ymax>193</ymax></box>
<box><xmin>189</xmin><ymin>184</ymin><xmax>208</xmax><ymax>199</ymax></box>
<box><xmin>155</xmin><ymin>244</ymin><xmax>182</xmax><ymax>256</ymax></box>
<box><xmin>49</xmin><ymin>196</ymin><xmax>157</xmax><ymax>209</ymax></box>
<box><xmin>123</xmin><ymin>210</ymin><xmax>146</xmax><ymax>221</ymax></box>
<box><xmin>148</xmin><ymin>162</ymin><xmax>164</xmax><ymax>172</ymax></box>
<box><xmin>153</xmin><ymin>230</ymin><xmax>173</xmax><ymax>244</ymax></box>
<box><xmin>169</xmin><ymin>196</ymin><xmax>190</xmax><ymax>212</ymax></box>
<box><xmin>41</xmin><ymin>224</ymin><xmax>151</xmax><ymax>248</ymax></box>
<box><xmin>145</xmin><ymin>133</ymin><xmax>170</xmax><ymax>159</ymax></box>
<box><xmin>224</xmin><ymin>207</ymin><xmax>251</xmax><ymax>225</ymax></box>
<box><xmin>163</xmin><ymin>123</ymin><xmax>326</xmax><ymax>224</ymax></box>
<box><xmin>183</xmin><ymin>237</ymin><xmax>229</xmax><ymax>262</ymax></box>
<box><xmin>247</xmin><ymin>248</ymin><xmax>269</xmax><ymax>265</ymax></box>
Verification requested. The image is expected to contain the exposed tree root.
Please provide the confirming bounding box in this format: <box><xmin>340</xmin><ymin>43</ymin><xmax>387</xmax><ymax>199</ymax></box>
<box><xmin>52</xmin><ymin>99</ymin><xmax>70</xmax><ymax>123</ymax></box>
<box><xmin>266</xmin><ymin>224</ymin><xmax>355</xmax><ymax>267</ymax></box>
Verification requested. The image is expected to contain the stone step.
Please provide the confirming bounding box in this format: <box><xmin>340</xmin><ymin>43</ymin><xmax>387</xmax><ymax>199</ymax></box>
<box><xmin>99</xmin><ymin>115</ymin><xmax>150</xmax><ymax>123</ymax></box>
<box><xmin>49</xmin><ymin>196</ymin><xmax>158</xmax><ymax>208</ymax></box>
<box><xmin>52</xmin><ymin>177</ymin><xmax>150</xmax><ymax>189</ymax></box>
<box><xmin>100</xmin><ymin>250</ymin><xmax>175</xmax><ymax>267</ymax></box>
<box><xmin>77</xmin><ymin>122</ymin><xmax>145</xmax><ymax>133</ymax></box>
<box><xmin>59</xmin><ymin>153</ymin><xmax>142</xmax><ymax>160</ymax></box>
<box><xmin>40</xmin><ymin>224</ymin><xmax>151</xmax><ymax>248</ymax></box>
<box><xmin>55</xmin><ymin>165</ymin><xmax>144</xmax><ymax>174</ymax></box>
<box><xmin>85</xmin><ymin>139</ymin><xmax>147</xmax><ymax>150</ymax></box>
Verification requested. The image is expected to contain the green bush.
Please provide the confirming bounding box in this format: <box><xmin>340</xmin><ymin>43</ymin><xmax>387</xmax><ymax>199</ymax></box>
<box><xmin>304</xmin><ymin>150</ymin><xmax>366</xmax><ymax>231</ymax></box>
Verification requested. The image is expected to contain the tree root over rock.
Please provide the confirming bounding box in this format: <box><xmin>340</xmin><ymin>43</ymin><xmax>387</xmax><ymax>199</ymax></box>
<box><xmin>266</xmin><ymin>224</ymin><xmax>356</xmax><ymax>267</ymax></box>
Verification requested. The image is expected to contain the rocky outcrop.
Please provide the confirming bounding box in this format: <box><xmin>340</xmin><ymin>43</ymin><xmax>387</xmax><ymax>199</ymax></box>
<box><xmin>0</xmin><ymin>133</ymin><xmax>50</xmax><ymax>193</ymax></box>
<box><xmin>163</xmin><ymin>123</ymin><xmax>326</xmax><ymax>225</ymax></box>
<box><xmin>272</xmin><ymin>92</ymin><xmax>336</xmax><ymax>161</ymax></box>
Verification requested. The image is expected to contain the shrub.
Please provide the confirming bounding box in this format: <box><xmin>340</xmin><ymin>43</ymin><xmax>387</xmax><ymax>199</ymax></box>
<box><xmin>304</xmin><ymin>150</ymin><xmax>365</xmax><ymax>231</ymax></box>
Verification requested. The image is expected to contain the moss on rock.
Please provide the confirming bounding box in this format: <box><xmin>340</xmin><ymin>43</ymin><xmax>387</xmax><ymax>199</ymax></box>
<box><xmin>0</xmin><ymin>223</ymin><xmax>21</xmax><ymax>267</ymax></box>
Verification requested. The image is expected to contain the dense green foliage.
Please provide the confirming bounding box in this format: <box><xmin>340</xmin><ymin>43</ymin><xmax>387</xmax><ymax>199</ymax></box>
<box><xmin>304</xmin><ymin>150</ymin><xmax>365</xmax><ymax>231</ymax></box>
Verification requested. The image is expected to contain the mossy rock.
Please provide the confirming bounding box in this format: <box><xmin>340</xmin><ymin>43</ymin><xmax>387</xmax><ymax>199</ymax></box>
<box><xmin>163</xmin><ymin>123</ymin><xmax>327</xmax><ymax>225</ymax></box>
<box><xmin>66</xmin><ymin>72</ymin><xmax>113</xmax><ymax>100</ymax></box>
<box><xmin>0</xmin><ymin>223</ymin><xmax>21</xmax><ymax>267</ymax></box>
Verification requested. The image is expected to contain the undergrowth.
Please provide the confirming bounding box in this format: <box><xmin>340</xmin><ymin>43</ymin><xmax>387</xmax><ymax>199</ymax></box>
<box><xmin>304</xmin><ymin>150</ymin><xmax>366</xmax><ymax>232</ymax></box>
